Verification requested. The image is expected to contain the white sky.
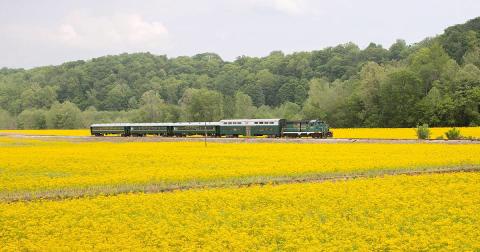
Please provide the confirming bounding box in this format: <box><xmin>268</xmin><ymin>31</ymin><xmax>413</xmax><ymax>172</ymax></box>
<box><xmin>1</xmin><ymin>0</ymin><xmax>479</xmax><ymax>68</ymax></box>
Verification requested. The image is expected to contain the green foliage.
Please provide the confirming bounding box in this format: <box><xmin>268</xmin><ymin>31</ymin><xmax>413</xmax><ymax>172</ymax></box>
<box><xmin>445</xmin><ymin>128</ymin><xmax>462</xmax><ymax>140</ymax></box>
<box><xmin>416</xmin><ymin>124</ymin><xmax>431</xmax><ymax>139</ymax></box>
<box><xmin>46</xmin><ymin>101</ymin><xmax>83</xmax><ymax>129</ymax></box>
<box><xmin>180</xmin><ymin>88</ymin><xmax>224</xmax><ymax>121</ymax></box>
<box><xmin>135</xmin><ymin>90</ymin><xmax>166</xmax><ymax>122</ymax></box>
<box><xmin>233</xmin><ymin>91</ymin><xmax>256</xmax><ymax>119</ymax></box>
<box><xmin>0</xmin><ymin>109</ymin><xmax>15</xmax><ymax>129</ymax></box>
<box><xmin>0</xmin><ymin>18</ymin><xmax>480</xmax><ymax>128</ymax></box>
<box><xmin>275</xmin><ymin>102</ymin><xmax>302</xmax><ymax>121</ymax></box>
<box><xmin>17</xmin><ymin>109</ymin><xmax>47</xmax><ymax>129</ymax></box>
<box><xmin>380</xmin><ymin>69</ymin><xmax>423</xmax><ymax>127</ymax></box>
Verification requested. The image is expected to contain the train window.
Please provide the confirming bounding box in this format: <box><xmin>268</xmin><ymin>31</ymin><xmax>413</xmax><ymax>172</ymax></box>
<box><xmin>254</xmin><ymin>122</ymin><xmax>258</xmax><ymax>124</ymax></box>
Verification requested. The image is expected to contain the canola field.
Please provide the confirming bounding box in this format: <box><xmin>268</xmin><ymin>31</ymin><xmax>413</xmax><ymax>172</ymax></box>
<box><xmin>0</xmin><ymin>129</ymin><xmax>91</xmax><ymax>136</ymax></box>
<box><xmin>1</xmin><ymin>135</ymin><xmax>479</xmax><ymax>250</ymax></box>
<box><xmin>1</xmin><ymin>137</ymin><xmax>479</xmax><ymax>197</ymax></box>
<box><xmin>1</xmin><ymin>127</ymin><xmax>479</xmax><ymax>139</ymax></box>
<box><xmin>332</xmin><ymin>127</ymin><xmax>480</xmax><ymax>139</ymax></box>
<box><xmin>1</xmin><ymin>173</ymin><xmax>479</xmax><ymax>251</ymax></box>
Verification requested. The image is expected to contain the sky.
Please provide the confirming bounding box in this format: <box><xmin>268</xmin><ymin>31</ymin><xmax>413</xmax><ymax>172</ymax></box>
<box><xmin>1</xmin><ymin>0</ymin><xmax>480</xmax><ymax>68</ymax></box>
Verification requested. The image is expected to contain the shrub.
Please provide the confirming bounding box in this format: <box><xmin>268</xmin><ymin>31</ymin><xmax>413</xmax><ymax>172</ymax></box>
<box><xmin>416</xmin><ymin>124</ymin><xmax>430</xmax><ymax>139</ymax></box>
<box><xmin>17</xmin><ymin>109</ymin><xmax>47</xmax><ymax>129</ymax></box>
<box><xmin>445</xmin><ymin>128</ymin><xmax>461</xmax><ymax>140</ymax></box>
<box><xmin>46</xmin><ymin>101</ymin><xmax>83</xmax><ymax>129</ymax></box>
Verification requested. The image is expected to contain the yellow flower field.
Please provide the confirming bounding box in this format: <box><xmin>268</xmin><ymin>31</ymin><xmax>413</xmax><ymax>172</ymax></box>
<box><xmin>0</xmin><ymin>129</ymin><xmax>91</xmax><ymax>136</ymax></box>
<box><xmin>1</xmin><ymin>137</ymin><xmax>479</xmax><ymax>195</ymax></box>
<box><xmin>1</xmin><ymin>173</ymin><xmax>479</xmax><ymax>251</ymax></box>
<box><xmin>1</xmin><ymin>127</ymin><xmax>479</xmax><ymax>139</ymax></box>
<box><xmin>331</xmin><ymin>127</ymin><xmax>480</xmax><ymax>139</ymax></box>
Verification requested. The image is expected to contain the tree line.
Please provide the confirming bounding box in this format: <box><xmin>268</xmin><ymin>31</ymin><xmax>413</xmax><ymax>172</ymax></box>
<box><xmin>0</xmin><ymin>17</ymin><xmax>479</xmax><ymax>129</ymax></box>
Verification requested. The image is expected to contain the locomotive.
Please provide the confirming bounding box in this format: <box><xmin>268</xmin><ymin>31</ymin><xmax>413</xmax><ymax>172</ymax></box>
<box><xmin>90</xmin><ymin>119</ymin><xmax>333</xmax><ymax>138</ymax></box>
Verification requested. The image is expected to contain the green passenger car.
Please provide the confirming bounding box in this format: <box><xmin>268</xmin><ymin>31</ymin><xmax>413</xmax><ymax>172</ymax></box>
<box><xmin>90</xmin><ymin>123</ymin><xmax>131</xmax><ymax>136</ymax></box>
<box><xmin>172</xmin><ymin>122</ymin><xmax>220</xmax><ymax>136</ymax></box>
<box><xmin>130</xmin><ymin>123</ymin><xmax>171</xmax><ymax>136</ymax></box>
<box><xmin>219</xmin><ymin>119</ymin><xmax>284</xmax><ymax>137</ymax></box>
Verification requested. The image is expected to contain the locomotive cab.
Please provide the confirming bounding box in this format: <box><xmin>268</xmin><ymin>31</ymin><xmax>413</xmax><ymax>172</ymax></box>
<box><xmin>308</xmin><ymin>120</ymin><xmax>333</xmax><ymax>138</ymax></box>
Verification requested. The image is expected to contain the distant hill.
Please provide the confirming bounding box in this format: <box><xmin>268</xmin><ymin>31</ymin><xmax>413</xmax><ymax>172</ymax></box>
<box><xmin>0</xmin><ymin>17</ymin><xmax>479</xmax><ymax>129</ymax></box>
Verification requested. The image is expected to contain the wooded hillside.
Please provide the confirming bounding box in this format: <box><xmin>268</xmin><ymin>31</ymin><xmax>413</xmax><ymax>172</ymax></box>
<box><xmin>1</xmin><ymin>17</ymin><xmax>479</xmax><ymax>129</ymax></box>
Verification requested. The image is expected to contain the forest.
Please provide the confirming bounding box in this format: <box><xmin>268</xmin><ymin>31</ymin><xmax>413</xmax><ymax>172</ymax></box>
<box><xmin>0</xmin><ymin>17</ymin><xmax>479</xmax><ymax>129</ymax></box>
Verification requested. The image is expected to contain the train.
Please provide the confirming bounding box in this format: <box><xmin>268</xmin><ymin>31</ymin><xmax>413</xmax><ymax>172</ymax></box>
<box><xmin>90</xmin><ymin>119</ymin><xmax>333</xmax><ymax>138</ymax></box>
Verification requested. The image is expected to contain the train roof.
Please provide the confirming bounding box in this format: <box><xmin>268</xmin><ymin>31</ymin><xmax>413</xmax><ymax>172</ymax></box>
<box><xmin>171</xmin><ymin>122</ymin><xmax>220</xmax><ymax>126</ymax></box>
<box><xmin>220</xmin><ymin>119</ymin><xmax>282</xmax><ymax>123</ymax></box>
<box><xmin>219</xmin><ymin>118</ymin><xmax>282</xmax><ymax>125</ymax></box>
<box><xmin>91</xmin><ymin>122</ymin><xmax>220</xmax><ymax>127</ymax></box>
<box><xmin>90</xmin><ymin>123</ymin><xmax>132</xmax><ymax>127</ymax></box>
<box><xmin>91</xmin><ymin>119</ymin><xmax>285</xmax><ymax>127</ymax></box>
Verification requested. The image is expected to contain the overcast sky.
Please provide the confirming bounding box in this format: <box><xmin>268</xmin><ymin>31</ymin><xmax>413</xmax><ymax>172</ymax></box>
<box><xmin>1</xmin><ymin>0</ymin><xmax>479</xmax><ymax>68</ymax></box>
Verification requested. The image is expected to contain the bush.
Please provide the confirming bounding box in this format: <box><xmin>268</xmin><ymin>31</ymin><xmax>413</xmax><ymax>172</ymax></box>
<box><xmin>416</xmin><ymin>124</ymin><xmax>430</xmax><ymax>139</ymax></box>
<box><xmin>17</xmin><ymin>109</ymin><xmax>47</xmax><ymax>129</ymax></box>
<box><xmin>0</xmin><ymin>109</ymin><xmax>16</xmax><ymax>129</ymax></box>
<box><xmin>46</xmin><ymin>101</ymin><xmax>83</xmax><ymax>129</ymax></box>
<box><xmin>445</xmin><ymin>128</ymin><xmax>462</xmax><ymax>140</ymax></box>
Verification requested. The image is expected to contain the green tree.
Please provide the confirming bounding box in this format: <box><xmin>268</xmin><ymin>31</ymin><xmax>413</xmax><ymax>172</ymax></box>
<box><xmin>302</xmin><ymin>78</ymin><xmax>330</xmax><ymax>120</ymax></box>
<box><xmin>256</xmin><ymin>69</ymin><xmax>278</xmax><ymax>106</ymax></box>
<box><xmin>275</xmin><ymin>102</ymin><xmax>302</xmax><ymax>120</ymax></box>
<box><xmin>233</xmin><ymin>91</ymin><xmax>256</xmax><ymax>118</ymax></box>
<box><xmin>389</xmin><ymin>39</ymin><xmax>408</xmax><ymax>61</ymax></box>
<box><xmin>463</xmin><ymin>47</ymin><xmax>480</xmax><ymax>68</ymax></box>
<box><xmin>180</xmin><ymin>88</ymin><xmax>224</xmax><ymax>121</ymax></box>
<box><xmin>17</xmin><ymin>109</ymin><xmax>47</xmax><ymax>129</ymax></box>
<box><xmin>380</xmin><ymin>69</ymin><xmax>423</xmax><ymax>127</ymax></box>
<box><xmin>46</xmin><ymin>101</ymin><xmax>83</xmax><ymax>129</ymax></box>
<box><xmin>408</xmin><ymin>43</ymin><xmax>451</xmax><ymax>96</ymax></box>
<box><xmin>417</xmin><ymin>86</ymin><xmax>456</xmax><ymax>126</ymax></box>
<box><xmin>355</xmin><ymin>62</ymin><xmax>387</xmax><ymax>126</ymax></box>
<box><xmin>0</xmin><ymin>109</ymin><xmax>15</xmax><ymax>129</ymax></box>
<box><xmin>20</xmin><ymin>84</ymin><xmax>58</xmax><ymax>109</ymax></box>
<box><xmin>136</xmin><ymin>90</ymin><xmax>166</xmax><ymax>122</ymax></box>
<box><xmin>103</xmin><ymin>83</ymin><xmax>132</xmax><ymax>111</ymax></box>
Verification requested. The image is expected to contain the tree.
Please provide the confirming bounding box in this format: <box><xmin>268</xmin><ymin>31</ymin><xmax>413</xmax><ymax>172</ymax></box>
<box><xmin>136</xmin><ymin>90</ymin><xmax>166</xmax><ymax>122</ymax></box>
<box><xmin>103</xmin><ymin>83</ymin><xmax>132</xmax><ymax>111</ymax></box>
<box><xmin>255</xmin><ymin>69</ymin><xmax>277</xmax><ymax>106</ymax></box>
<box><xmin>180</xmin><ymin>88</ymin><xmax>224</xmax><ymax>121</ymax></box>
<box><xmin>416</xmin><ymin>86</ymin><xmax>456</xmax><ymax>126</ymax></box>
<box><xmin>20</xmin><ymin>84</ymin><xmax>57</xmax><ymax>109</ymax></box>
<box><xmin>355</xmin><ymin>62</ymin><xmax>387</xmax><ymax>126</ymax></box>
<box><xmin>302</xmin><ymin>78</ymin><xmax>330</xmax><ymax>121</ymax></box>
<box><xmin>46</xmin><ymin>101</ymin><xmax>83</xmax><ymax>129</ymax></box>
<box><xmin>463</xmin><ymin>47</ymin><xmax>480</xmax><ymax>68</ymax></box>
<box><xmin>452</xmin><ymin>64</ymin><xmax>480</xmax><ymax>125</ymax></box>
<box><xmin>361</xmin><ymin>43</ymin><xmax>389</xmax><ymax>63</ymax></box>
<box><xmin>389</xmin><ymin>39</ymin><xmax>408</xmax><ymax>61</ymax></box>
<box><xmin>0</xmin><ymin>109</ymin><xmax>15</xmax><ymax>129</ymax></box>
<box><xmin>17</xmin><ymin>109</ymin><xmax>47</xmax><ymax>129</ymax></box>
<box><xmin>379</xmin><ymin>69</ymin><xmax>423</xmax><ymax>127</ymax></box>
<box><xmin>233</xmin><ymin>91</ymin><xmax>256</xmax><ymax>118</ymax></box>
<box><xmin>275</xmin><ymin>102</ymin><xmax>302</xmax><ymax>120</ymax></box>
<box><xmin>408</xmin><ymin>43</ymin><xmax>451</xmax><ymax>96</ymax></box>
